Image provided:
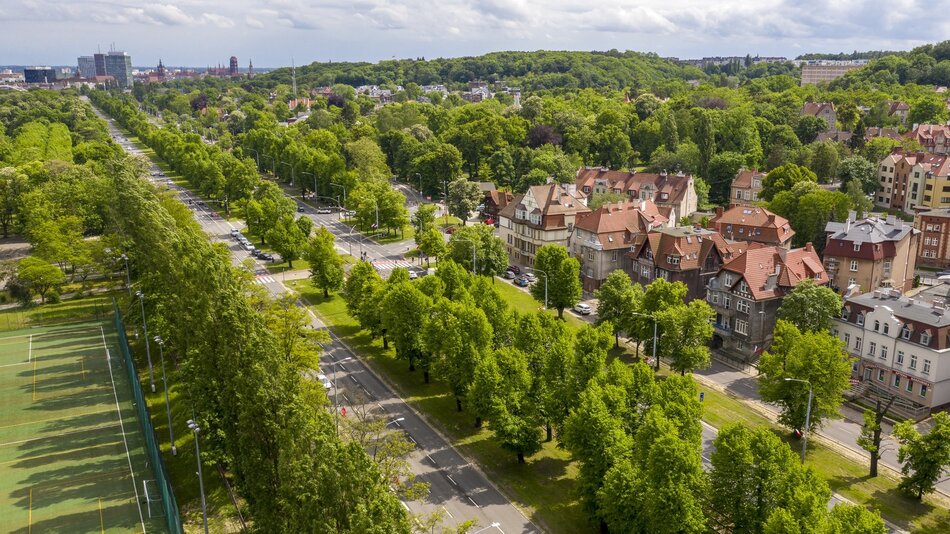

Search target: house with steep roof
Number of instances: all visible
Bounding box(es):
[801,102,837,132]
[498,182,590,267]
[570,200,670,291]
[823,212,920,294]
[575,167,697,221]
[907,124,950,155]
[626,226,741,302]
[729,168,765,207]
[707,243,827,361]
[709,205,795,248]
[887,101,910,125]
[482,190,514,221]
[834,286,950,419]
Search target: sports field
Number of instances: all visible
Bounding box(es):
[0,322,168,533]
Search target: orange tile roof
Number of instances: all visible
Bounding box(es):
[732,168,765,189]
[574,200,669,250]
[720,244,827,300]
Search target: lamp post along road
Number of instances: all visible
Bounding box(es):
[120,254,131,299]
[785,377,813,463]
[154,336,176,455]
[631,311,659,371]
[455,238,477,274]
[136,291,156,392]
[187,419,210,534]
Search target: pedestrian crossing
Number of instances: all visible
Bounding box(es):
[372,259,414,270]
[255,275,276,284]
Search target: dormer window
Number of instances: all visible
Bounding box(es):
[921,331,932,345]
[724,274,733,286]
[902,326,911,339]
[854,243,861,251]
[857,313,865,326]
[883,323,889,335]
[841,307,849,320]
[516,208,526,220]
[668,255,680,265]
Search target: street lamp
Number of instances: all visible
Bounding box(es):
[330,182,346,205]
[154,336,176,455]
[300,171,316,197]
[186,419,209,534]
[261,154,276,176]
[631,311,659,372]
[415,172,423,196]
[246,148,260,168]
[472,523,502,533]
[455,238,478,274]
[784,377,813,463]
[120,254,131,299]
[136,290,156,393]
[386,417,406,427]
[530,269,548,309]
[279,160,296,186]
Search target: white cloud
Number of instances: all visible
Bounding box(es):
[245,15,265,29]
[201,13,235,28]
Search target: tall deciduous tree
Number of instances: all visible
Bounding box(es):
[858,397,897,478]
[446,178,482,225]
[381,282,431,373]
[761,163,818,201]
[266,214,309,268]
[777,279,843,333]
[594,270,640,347]
[894,411,950,499]
[657,299,715,375]
[758,320,852,432]
[16,256,64,303]
[530,244,581,318]
[304,226,345,297]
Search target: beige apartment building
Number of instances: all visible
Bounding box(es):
[800,61,865,86]
[823,213,919,293]
[875,150,950,212]
[498,182,589,267]
[729,168,765,206]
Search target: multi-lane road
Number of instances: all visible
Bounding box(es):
[93,105,540,534]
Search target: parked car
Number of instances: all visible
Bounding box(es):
[502,270,516,279]
[574,303,592,315]
[316,373,332,390]
[316,207,334,214]
[259,252,274,261]
[506,265,521,275]
[484,218,495,225]
[514,276,530,287]
[523,272,536,282]
[229,229,240,237]
[246,246,257,255]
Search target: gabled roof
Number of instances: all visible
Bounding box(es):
[825,215,916,245]
[732,168,765,189]
[720,244,827,300]
[575,167,693,207]
[498,183,589,228]
[628,226,737,272]
[574,200,669,250]
[709,206,795,244]
[802,102,836,116]
[907,124,950,146]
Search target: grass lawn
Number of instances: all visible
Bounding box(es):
[491,277,587,329]
[0,291,115,331]
[288,279,587,533]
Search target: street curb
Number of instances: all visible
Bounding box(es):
[301,295,546,534]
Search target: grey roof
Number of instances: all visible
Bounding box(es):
[825,217,915,244]
[846,291,950,327]
[918,208,950,219]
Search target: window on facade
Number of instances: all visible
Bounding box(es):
[710,292,720,304]
[856,337,862,351]
[854,243,861,251]
[894,374,901,388]
[882,346,888,360]
[924,359,931,374]
[736,299,750,314]
[874,320,880,331]
[910,354,918,369]
[902,327,911,340]
[850,260,859,272]
[857,314,865,326]
[878,369,885,382]
[752,192,759,201]
[641,265,651,278]
[841,307,849,319]
[735,320,749,335]
[921,384,928,398]
[936,224,942,231]
[507,234,512,244]
[897,351,904,365]
[668,255,680,265]
[848,277,857,287]
[611,251,618,262]
[587,250,594,261]
[869,342,876,357]
[844,333,851,345]
[906,379,914,392]
[921,331,932,345]
[723,295,732,309]
[735,190,742,199]
[739,281,749,294]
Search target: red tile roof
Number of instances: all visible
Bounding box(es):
[732,168,765,189]
[627,227,739,272]
[720,243,827,300]
[575,167,693,209]
[574,200,669,250]
[709,206,795,246]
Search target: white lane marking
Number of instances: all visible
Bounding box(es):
[467,496,479,508]
[446,475,457,486]
[426,454,437,466]
[442,506,453,519]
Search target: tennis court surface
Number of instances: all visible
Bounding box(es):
[0,321,168,533]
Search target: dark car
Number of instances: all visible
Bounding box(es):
[514,276,530,287]
[507,265,521,275]
[297,206,306,213]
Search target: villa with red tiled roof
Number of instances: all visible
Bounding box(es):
[575,167,697,221]
[498,182,590,267]
[626,226,746,302]
[730,168,765,207]
[706,243,828,361]
[570,200,670,291]
[906,124,950,155]
[709,205,795,248]
[801,102,837,132]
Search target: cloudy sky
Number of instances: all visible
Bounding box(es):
[1,0,946,67]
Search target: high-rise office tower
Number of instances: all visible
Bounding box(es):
[77,56,96,78]
[105,50,133,88]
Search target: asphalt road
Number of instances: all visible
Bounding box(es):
[95,105,539,534]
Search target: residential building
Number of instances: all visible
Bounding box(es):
[801,102,837,132]
[906,124,950,155]
[834,287,950,419]
[887,101,910,125]
[104,51,133,88]
[498,182,590,267]
[23,67,56,84]
[823,212,919,293]
[571,200,670,291]
[729,168,765,206]
[876,150,950,212]
[915,209,950,269]
[864,127,902,141]
[626,226,738,302]
[77,56,96,79]
[575,167,698,222]
[709,205,795,248]
[708,243,827,361]
[800,60,865,86]
[483,190,514,221]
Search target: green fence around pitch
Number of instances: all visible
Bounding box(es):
[113,300,184,534]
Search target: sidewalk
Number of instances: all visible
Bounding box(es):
[693,357,950,498]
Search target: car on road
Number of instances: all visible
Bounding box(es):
[297,206,306,213]
[408,270,418,280]
[230,229,240,237]
[445,226,457,234]
[506,265,521,275]
[260,252,275,261]
[342,210,356,218]
[316,373,332,390]
[514,276,530,287]
[246,245,257,255]
[574,303,592,315]
[316,207,333,214]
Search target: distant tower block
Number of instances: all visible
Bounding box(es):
[229,56,238,76]
[248,59,254,79]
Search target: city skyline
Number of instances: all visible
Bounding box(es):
[1,0,947,67]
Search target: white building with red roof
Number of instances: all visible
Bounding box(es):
[575,167,697,221]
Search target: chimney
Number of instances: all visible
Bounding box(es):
[848,210,857,223]
[715,207,724,217]
[767,213,775,225]
[804,242,814,253]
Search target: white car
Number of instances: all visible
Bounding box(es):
[316,208,334,214]
[574,303,592,315]
[317,373,332,390]
[408,270,419,280]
